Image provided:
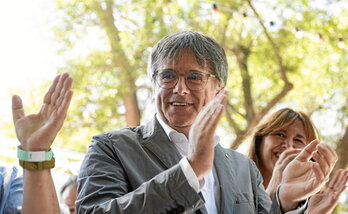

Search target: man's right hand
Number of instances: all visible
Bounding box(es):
[187,91,227,180]
[12,73,73,151]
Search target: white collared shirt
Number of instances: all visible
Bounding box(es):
[156,114,219,214]
[156,114,306,214]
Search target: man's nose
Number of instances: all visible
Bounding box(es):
[173,76,190,95]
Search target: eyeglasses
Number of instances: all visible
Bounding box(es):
[156,69,217,91]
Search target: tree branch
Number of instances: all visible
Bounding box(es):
[229,0,294,149]
[225,102,243,134]
[246,0,290,84]
[334,127,348,171]
[232,45,255,122]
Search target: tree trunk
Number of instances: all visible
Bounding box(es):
[124,91,141,127]
[228,0,294,150]
[334,127,348,171]
[95,0,141,126]
[232,45,255,122]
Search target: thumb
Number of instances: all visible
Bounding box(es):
[12,95,25,122]
[295,139,319,162]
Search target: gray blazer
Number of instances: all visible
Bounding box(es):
[76,117,283,214]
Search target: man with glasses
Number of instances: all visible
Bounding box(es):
[76,31,337,213]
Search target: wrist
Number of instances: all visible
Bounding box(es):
[21,144,50,151]
[188,159,212,181]
[17,146,55,171]
[267,177,281,199]
[17,146,54,162]
[279,185,300,212]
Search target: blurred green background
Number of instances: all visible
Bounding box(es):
[0,0,347,212]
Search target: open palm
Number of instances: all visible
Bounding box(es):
[12,73,73,151]
[279,140,337,211]
[308,169,348,214]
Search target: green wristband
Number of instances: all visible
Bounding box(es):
[17,146,54,162]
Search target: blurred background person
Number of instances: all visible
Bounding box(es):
[0,164,23,214]
[60,175,77,214]
[246,108,348,213]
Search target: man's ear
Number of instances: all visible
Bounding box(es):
[215,81,223,95]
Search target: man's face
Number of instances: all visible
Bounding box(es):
[154,51,222,135]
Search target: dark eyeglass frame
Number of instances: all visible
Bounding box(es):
[155,69,217,91]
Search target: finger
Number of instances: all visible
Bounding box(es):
[43,74,61,104]
[194,91,226,124]
[204,92,227,128]
[315,144,337,179]
[55,76,73,108]
[192,93,226,140]
[207,91,226,115]
[278,153,298,169]
[206,90,226,112]
[312,162,326,186]
[48,90,73,133]
[219,90,228,105]
[328,169,343,190]
[340,170,348,186]
[41,74,65,117]
[317,144,338,168]
[295,139,319,162]
[196,101,224,134]
[312,152,330,182]
[50,73,69,106]
[329,170,347,200]
[57,90,73,117]
[332,170,348,191]
[333,184,347,199]
[208,104,224,131]
[12,95,25,122]
[277,149,301,163]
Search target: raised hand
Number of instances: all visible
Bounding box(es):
[266,149,301,199]
[307,169,348,214]
[187,91,227,180]
[12,73,73,151]
[279,140,338,211]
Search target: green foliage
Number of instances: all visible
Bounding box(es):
[5,1,348,154]
[2,0,346,209]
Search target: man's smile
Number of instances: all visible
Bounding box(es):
[169,102,194,106]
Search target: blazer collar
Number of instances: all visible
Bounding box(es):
[141,116,182,169]
[141,116,208,214]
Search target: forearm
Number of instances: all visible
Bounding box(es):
[22,169,59,214]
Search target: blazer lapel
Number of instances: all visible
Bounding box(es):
[141,117,208,214]
[214,145,239,213]
[142,117,182,169]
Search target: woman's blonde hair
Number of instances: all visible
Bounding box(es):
[246,108,318,168]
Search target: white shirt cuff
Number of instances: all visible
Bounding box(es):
[179,157,205,193]
[276,185,308,214]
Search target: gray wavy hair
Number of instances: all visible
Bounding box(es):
[147,31,228,87]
